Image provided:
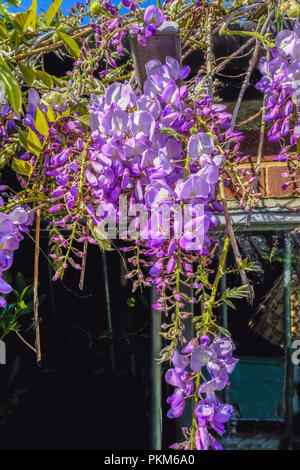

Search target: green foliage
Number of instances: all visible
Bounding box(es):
[0,272,45,341]
[34,106,49,136]
[220,285,249,309]
[0,59,22,115]
[14,0,37,31]
[26,127,42,155]
[45,0,63,26]
[11,157,33,177]
[57,31,81,59]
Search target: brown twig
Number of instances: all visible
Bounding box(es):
[12,25,93,61]
[219,10,274,303]
[246,53,270,226]
[15,330,37,354]
[206,6,214,98]
[79,235,89,291]
[236,108,262,128]
[33,209,42,365]
[220,182,254,303]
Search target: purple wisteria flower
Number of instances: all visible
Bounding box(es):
[143,5,165,38]
[0,208,31,307]
[165,335,237,450]
[256,20,300,154]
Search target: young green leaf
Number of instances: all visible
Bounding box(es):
[16,272,26,293]
[46,0,63,26]
[57,31,81,59]
[27,128,42,155]
[77,114,90,127]
[35,106,49,136]
[11,158,33,177]
[18,63,36,86]
[0,61,22,115]
[35,70,53,88]
[14,0,37,31]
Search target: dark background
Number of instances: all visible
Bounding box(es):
[2,25,299,449]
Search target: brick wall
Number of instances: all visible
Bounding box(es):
[225,131,300,200]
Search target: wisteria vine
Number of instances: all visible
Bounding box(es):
[0,0,298,451]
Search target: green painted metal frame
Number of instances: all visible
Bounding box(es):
[220,228,294,443]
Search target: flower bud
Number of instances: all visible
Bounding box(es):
[89,0,102,15]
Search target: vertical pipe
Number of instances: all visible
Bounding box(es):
[282,232,293,442]
[101,250,115,370]
[150,288,162,450]
[220,259,231,436]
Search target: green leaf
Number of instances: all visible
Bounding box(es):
[58,31,81,59]
[35,70,53,88]
[0,19,8,39]
[11,158,33,177]
[18,63,35,86]
[223,298,235,309]
[27,128,42,155]
[14,0,37,30]
[14,8,32,30]
[0,60,22,115]
[16,272,26,293]
[45,0,63,26]
[18,300,27,310]
[159,127,186,142]
[77,114,90,127]
[7,0,21,7]
[2,271,13,286]
[18,128,28,149]
[35,106,49,136]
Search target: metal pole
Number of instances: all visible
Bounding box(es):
[220,259,231,436]
[150,288,162,450]
[101,250,115,370]
[129,21,181,90]
[282,232,293,444]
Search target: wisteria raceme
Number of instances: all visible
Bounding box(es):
[256,20,300,186]
[0,198,33,307]
[0,49,242,449]
[166,335,238,450]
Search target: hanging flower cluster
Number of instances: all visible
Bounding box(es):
[0,0,270,451]
[0,202,33,307]
[166,335,238,450]
[0,53,242,449]
[256,20,300,162]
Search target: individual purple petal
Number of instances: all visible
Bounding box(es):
[211,337,234,358]
[190,345,215,373]
[165,56,190,80]
[210,436,224,450]
[144,5,164,28]
[105,83,136,110]
[188,133,215,163]
[0,235,19,251]
[130,111,155,138]
[172,349,189,369]
[180,175,209,200]
[0,213,13,238]
[0,276,13,294]
[102,108,130,135]
[165,368,185,389]
[195,426,209,450]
